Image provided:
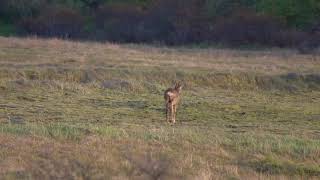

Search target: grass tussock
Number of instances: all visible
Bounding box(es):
[253,156,320,176]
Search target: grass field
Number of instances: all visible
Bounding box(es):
[0,37,320,179]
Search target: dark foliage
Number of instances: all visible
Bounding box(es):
[94,3,145,42]
[0,0,319,48]
[20,6,85,39]
[211,9,307,47]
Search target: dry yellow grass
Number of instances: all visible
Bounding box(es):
[0,37,319,74]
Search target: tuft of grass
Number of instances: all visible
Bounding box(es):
[0,123,89,140]
[228,133,320,159]
[253,156,320,176]
[0,124,31,135]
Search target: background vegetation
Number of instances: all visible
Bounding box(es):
[0,0,320,47]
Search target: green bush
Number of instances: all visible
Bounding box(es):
[0,0,47,20]
[0,0,319,46]
[205,0,259,18]
[20,6,85,38]
[0,20,17,36]
[256,0,320,28]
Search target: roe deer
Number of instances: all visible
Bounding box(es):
[164,83,183,123]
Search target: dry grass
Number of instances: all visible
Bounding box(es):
[0,37,320,179]
[0,37,319,74]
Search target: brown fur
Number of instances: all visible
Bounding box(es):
[164,83,183,123]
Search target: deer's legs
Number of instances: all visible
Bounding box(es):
[171,104,176,123]
[166,103,171,123]
[172,105,177,123]
[166,103,170,123]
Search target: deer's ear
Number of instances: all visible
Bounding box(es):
[174,82,183,90]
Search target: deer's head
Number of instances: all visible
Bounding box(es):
[174,82,183,93]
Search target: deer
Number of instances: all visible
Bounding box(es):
[164,82,183,124]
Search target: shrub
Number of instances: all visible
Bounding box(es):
[20,6,85,38]
[93,0,211,44]
[205,0,259,18]
[146,0,210,44]
[0,0,46,21]
[256,0,320,29]
[4,0,319,47]
[211,9,298,47]
[0,20,17,36]
[94,3,145,42]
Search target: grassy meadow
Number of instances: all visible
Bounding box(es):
[0,37,320,179]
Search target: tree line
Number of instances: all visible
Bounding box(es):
[0,0,319,48]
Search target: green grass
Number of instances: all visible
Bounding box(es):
[253,156,320,176]
[0,37,319,179]
[0,123,87,140]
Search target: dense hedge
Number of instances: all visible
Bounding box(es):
[0,0,319,48]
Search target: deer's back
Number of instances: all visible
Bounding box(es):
[164,88,180,104]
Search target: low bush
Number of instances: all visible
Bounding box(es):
[1,0,319,47]
[211,9,294,47]
[20,6,85,39]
